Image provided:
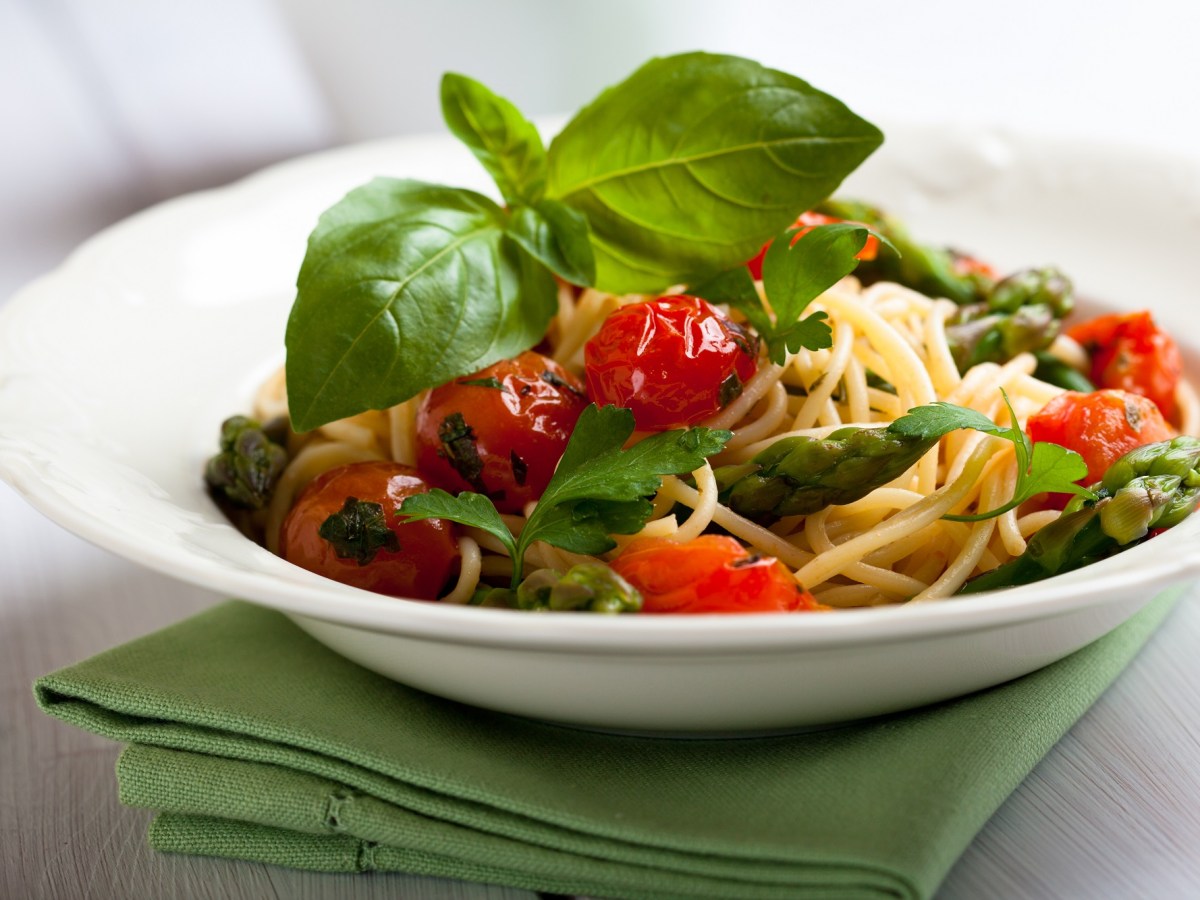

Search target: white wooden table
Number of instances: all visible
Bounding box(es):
[3,480,1200,899]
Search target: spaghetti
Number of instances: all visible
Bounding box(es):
[248,275,1190,608]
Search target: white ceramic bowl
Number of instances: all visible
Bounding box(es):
[2,124,1198,733]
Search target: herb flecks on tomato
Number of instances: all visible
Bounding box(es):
[746,210,879,281]
[584,295,759,431]
[416,351,588,513]
[1027,389,1174,487]
[1067,311,1182,422]
[280,461,459,599]
[610,535,819,613]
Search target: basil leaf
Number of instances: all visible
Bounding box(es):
[507,200,596,286]
[440,73,547,205]
[546,52,883,294]
[285,178,556,431]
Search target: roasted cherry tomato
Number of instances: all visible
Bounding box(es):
[609,535,819,614]
[280,461,459,599]
[949,250,998,281]
[416,351,588,513]
[1066,310,1182,421]
[1027,389,1174,487]
[746,210,880,280]
[584,295,758,430]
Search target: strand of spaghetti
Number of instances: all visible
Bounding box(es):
[803,508,927,596]
[1178,377,1200,435]
[812,584,887,608]
[440,536,481,604]
[795,439,996,588]
[832,487,925,517]
[702,364,786,430]
[1018,509,1062,537]
[816,288,938,491]
[843,354,871,423]
[863,522,950,567]
[253,366,289,422]
[388,396,419,466]
[1012,373,1064,407]
[994,458,1028,557]
[816,398,843,427]
[864,388,903,418]
[925,299,962,396]
[264,440,386,553]
[1048,333,1090,371]
[792,320,855,429]
[318,414,380,451]
[670,463,718,543]
[911,454,1010,601]
[632,516,679,539]
[553,289,619,366]
[722,382,789,451]
[658,478,813,568]
[548,280,577,352]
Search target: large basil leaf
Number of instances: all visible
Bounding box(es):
[440,73,547,206]
[285,178,556,431]
[507,199,595,286]
[546,52,883,294]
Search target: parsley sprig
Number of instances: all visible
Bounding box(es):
[397,405,731,587]
[889,391,1096,521]
[693,222,895,365]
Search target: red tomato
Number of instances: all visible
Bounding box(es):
[416,351,588,513]
[1027,389,1174,486]
[610,535,820,614]
[584,295,759,430]
[746,210,880,280]
[949,251,998,281]
[1066,311,1182,421]
[280,461,459,599]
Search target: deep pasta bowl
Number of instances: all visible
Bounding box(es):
[2,124,1198,732]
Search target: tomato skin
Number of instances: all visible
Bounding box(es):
[584,295,759,431]
[416,351,588,513]
[610,535,819,614]
[1066,311,1182,421]
[280,461,459,599]
[1027,389,1174,486]
[746,210,879,280]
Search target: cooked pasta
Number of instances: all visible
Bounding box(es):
[250,274,1175,608]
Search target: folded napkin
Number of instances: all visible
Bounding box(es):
[35,593,1180,900]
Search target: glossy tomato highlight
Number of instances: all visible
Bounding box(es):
[416,351,588,513]
[584,295,758,430]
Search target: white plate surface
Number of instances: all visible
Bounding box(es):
[2,124,1198,732]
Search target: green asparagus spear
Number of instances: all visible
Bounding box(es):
[818,200,1076,372]
[959,436,1200,594]
[944,267,1075,372]
[204,415,289,510]
[471,563,643,613]
[715,424,945,521]
[817,199,992,304]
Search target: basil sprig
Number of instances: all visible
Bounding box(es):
[286,53,882,432]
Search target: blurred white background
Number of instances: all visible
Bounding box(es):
[3,0,1199,301]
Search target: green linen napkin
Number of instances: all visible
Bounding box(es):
[35,593,1181,900]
